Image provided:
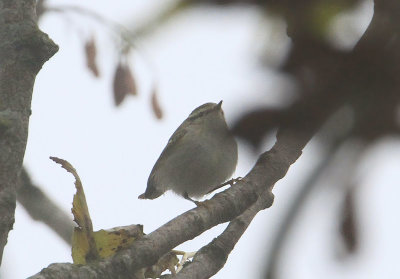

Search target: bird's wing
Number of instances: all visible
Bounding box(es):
[165,117,197,148]
[166,125,188,147]
[149,121,190,171]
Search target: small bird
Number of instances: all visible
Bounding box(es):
[138,101,238,201]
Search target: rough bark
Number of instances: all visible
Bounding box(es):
[170,187,275,279]
[0,0,58,264]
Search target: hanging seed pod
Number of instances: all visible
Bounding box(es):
[151,87,163,119]
[84,36,100,77]
[113,62,137,106]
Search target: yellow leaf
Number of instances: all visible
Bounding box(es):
[50,157,144,265]
[50,156,99,263]
[94,225,144,259]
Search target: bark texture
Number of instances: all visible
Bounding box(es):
[0,0,58,264]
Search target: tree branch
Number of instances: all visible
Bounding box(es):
[28,0,400,276]
[262,0,400,276]
[29,123,312,278]
[264,135,348,279]
[17,168,74,245]
[0,0,58,264]
[171,187,275,279]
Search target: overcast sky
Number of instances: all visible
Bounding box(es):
[4,1,400,278]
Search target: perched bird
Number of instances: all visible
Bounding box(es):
[138,101,238,201]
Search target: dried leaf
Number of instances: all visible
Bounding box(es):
[151,87,163,119]
[72,225,144,265]
[85,36,100,77]
[93,225,143,259]
[144,251,179,278]
[96,225,144,258]
[50,157,144,265]
[50,156,99,263]
[113,62,137,106]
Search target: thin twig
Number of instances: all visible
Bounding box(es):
[17,168,74,245]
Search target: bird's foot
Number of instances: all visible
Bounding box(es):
[183,192,210,207]
[206,176,243,194]
[183,192,199,206]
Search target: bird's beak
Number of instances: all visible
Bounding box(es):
[216,100,223,109]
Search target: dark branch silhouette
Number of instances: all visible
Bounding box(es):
[17,168,74,245]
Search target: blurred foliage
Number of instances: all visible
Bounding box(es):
[37,0,400,278]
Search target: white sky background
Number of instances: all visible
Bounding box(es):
[3,0,400,278]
